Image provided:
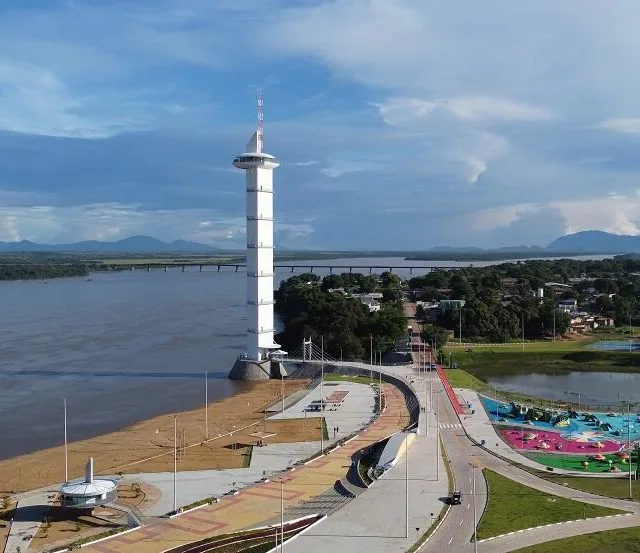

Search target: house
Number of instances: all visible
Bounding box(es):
[595,316,615,327]
[557,299,578,313]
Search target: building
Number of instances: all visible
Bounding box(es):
[60,458,117,510]
[439,299,465,310]
[557,299,578,313]
[229,95,287,381]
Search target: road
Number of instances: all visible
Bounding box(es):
[423,372,640,552]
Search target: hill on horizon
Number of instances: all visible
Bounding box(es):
[0,230,639,254]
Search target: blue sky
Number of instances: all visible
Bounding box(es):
[2,0,640,249]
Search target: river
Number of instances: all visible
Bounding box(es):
[0,254,612,459]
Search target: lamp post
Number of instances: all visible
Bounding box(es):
[205,371,209,440]
[405,431,409,539]
[280,478,285,552]
[173,415,177,512]
[281,373,285,415]
[63,397,68,483]
[472,464,478,553]
[321,336,324,454]
[436,391,440,481]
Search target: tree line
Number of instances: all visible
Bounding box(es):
[274,272,407,361]
[0,263,91,281]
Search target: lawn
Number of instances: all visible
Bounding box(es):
[527,452,637,473]
[443,348,640,381]
[511,526,640,553]
[476,469,625,540]
[323,372,380,386]
[535,472,640,502]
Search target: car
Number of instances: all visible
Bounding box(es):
[429,363,437,370]
[452,490,462,505]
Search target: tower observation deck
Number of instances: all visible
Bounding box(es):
[228,95,287,380]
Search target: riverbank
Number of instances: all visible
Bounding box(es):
[0,379,312,494]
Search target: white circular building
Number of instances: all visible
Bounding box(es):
[60,457,118,509]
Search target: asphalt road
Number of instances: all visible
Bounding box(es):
[424,376,640,553]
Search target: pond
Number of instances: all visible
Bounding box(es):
[485,371,640,409]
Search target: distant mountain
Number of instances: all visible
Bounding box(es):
[546,231,640,253]
[0,235,221,253]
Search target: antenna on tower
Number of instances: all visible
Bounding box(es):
[257,90,264,154]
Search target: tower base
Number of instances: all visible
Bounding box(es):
[228,358,289,381]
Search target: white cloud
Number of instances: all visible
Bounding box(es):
[0,202,316,247]
[320,159,380,178]
[597,118,640,135]
[467,192,640,237]
[444,96,552,122]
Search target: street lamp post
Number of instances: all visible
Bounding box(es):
[173,415,177,512]
[321,336,324,454]
[280,479,285,552]
[472,465,478,553]
[405,432,409,538]
[436,392,440,481]
[205,371,209,440]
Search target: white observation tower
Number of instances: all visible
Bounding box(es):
[229,94,287,380]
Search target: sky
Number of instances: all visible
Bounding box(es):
[2,1,640,250]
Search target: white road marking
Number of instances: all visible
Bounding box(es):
[448,537,453,545]
[467,504,470,510]
[459,519,464,526]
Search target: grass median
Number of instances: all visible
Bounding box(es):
[510,526,640,553]
[476,469,625,540]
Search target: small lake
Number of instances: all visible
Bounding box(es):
[485,371,640,409]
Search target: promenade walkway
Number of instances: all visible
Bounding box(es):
[80,383,410,553]
[292,402,448,553]
[4,488,57,553]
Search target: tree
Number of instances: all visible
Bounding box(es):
[420,324,448,348]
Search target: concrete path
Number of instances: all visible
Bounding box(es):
[125,442,324,517]
[270,380,377,442]
[292,408,448,553]
[478,514,640,552]
[3,488,57,553]
[80,383,411,553]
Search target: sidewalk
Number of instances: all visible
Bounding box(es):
[291,409,448,553]
[4,488,57,553]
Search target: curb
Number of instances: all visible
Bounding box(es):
[478,513,635,543]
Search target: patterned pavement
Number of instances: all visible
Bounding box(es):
[82,383,410,553]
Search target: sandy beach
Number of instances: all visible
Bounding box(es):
[0,379,312,494]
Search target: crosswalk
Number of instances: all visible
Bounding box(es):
[439,423,463,429]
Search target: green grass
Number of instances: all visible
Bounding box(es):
[534,472,640,502]
[527,452,637,473]
[511,527,640,553]
[476,469,625,540]
[323,372,379,386]
[443,348,640,382]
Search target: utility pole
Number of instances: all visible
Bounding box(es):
[522,313,525,350]
[553,309,556,342]
[205,371,209,440]
[63,397,68,483]
[379,352,382,414]
[280,479,285,552]
[459,309,462,346]
[405,432,409,538]
[473,465,478,553]
[370,334,373,382]
[173,415,177,512]
[629,402,633,499]
[321,336,324,454]
[436,393,440,481]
